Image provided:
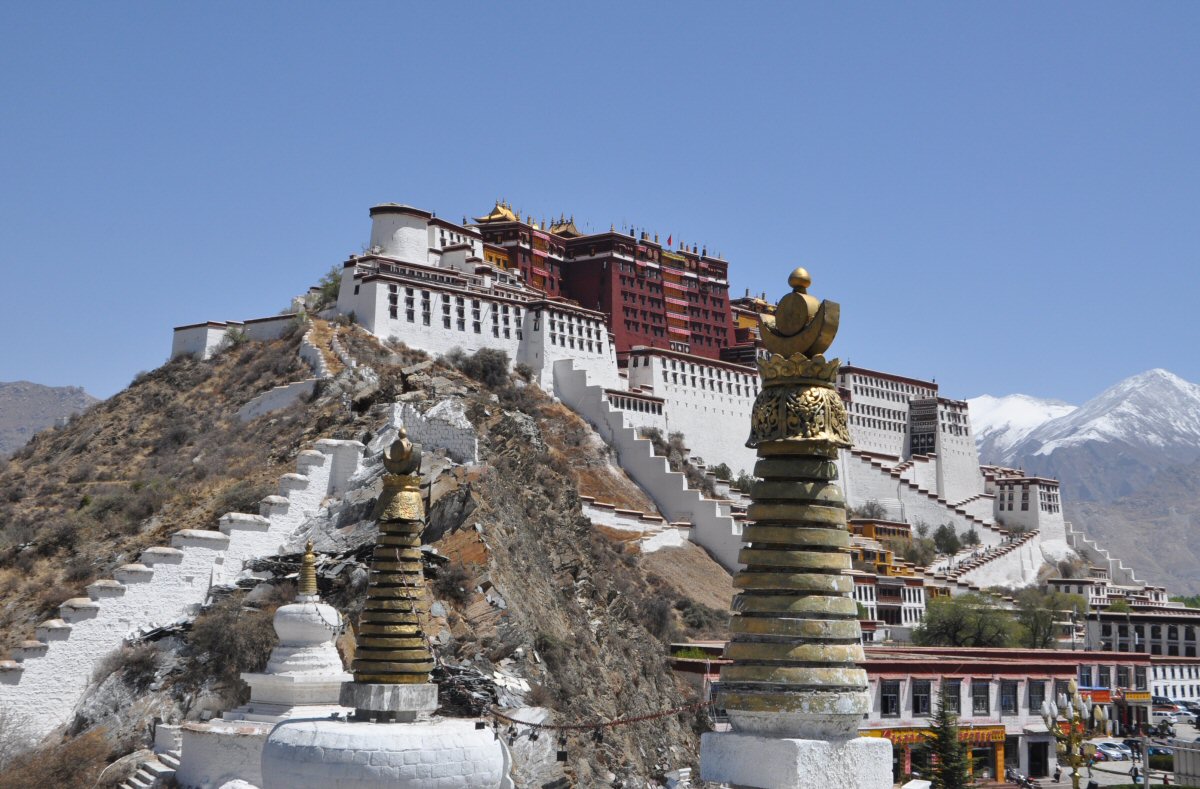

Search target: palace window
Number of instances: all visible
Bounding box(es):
[913,680,932,716]
[944,679,961,714]
[881,681,901,718]
[971,680,990,714]
[1000,681,1018,714]
[1028,680,1046,710]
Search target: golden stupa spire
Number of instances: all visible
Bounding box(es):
[298,541,318,597]
[350,429,434,685]
[718,268,867,740]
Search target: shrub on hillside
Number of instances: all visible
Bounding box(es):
[181,595,277,700]
[0,728,109,789]
[446,347,510,389]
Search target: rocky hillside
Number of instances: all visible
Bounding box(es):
[971,369,1200,593]
[0,381,97,457]
[0,322,730,786]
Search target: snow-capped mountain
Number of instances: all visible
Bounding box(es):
[968,393,1077,464]
[970,370,1200,593]
[973,369,1200,500]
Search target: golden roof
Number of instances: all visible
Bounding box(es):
[473,200,519,224]
[548,214,582,237]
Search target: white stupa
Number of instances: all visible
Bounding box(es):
[260,432,513,789]
[173,543,354,789]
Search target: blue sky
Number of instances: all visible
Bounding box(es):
[2,3,1197,403]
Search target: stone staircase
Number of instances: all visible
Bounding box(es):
[0,438,365,741]
[846,449,1006,544]
[1065,522,1144,586]
[122,749,180,789]
[236,322,336,422]
[553,359,743,571]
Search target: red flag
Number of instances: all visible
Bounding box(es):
[666,234,672,247]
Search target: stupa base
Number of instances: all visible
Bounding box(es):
[700,732,892,789]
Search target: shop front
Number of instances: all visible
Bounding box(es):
[862,724,1006,783]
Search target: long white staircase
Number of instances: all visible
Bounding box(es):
[553,359,743,571]
[1065,522,1144,586]
[0,439,365,741]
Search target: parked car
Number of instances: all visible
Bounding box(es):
[1095,743,1129,761]
[1148,746,1173,757]
[1152,695,1176,707]
[1099,738,1128,757]
[1151,709,1178,725]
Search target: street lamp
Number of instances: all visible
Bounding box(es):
[1041,679,1109,789]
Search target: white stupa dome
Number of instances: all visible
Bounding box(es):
[260,718,513,789]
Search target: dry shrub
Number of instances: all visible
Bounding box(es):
[0,728,109,789]
[181,594,277,700]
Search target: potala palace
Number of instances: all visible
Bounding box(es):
[173,201,1073,587]
[5,199,1199,788]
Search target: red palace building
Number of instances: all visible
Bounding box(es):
[473,201,735,362]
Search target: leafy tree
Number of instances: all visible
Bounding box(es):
[961,527,980,546]
[933,523,961,555]
[1014,588,1086,649]
[915,521,930,539]
[913,593,1017,648]
[1171,594,1200,609]
[885,536,938,568]
[929,686,971,789]
[710,463,732,481]
[854,499,887,519]
[733,471,755,493]
[314,265,342,309]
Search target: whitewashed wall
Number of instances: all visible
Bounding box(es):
[553,359,743,571]
[171,323,232,360]
[625,354,758,475]
[0,440,364,740]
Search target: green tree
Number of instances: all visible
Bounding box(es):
[933,523,961,555]
[961,527,980,546]
[710,463,732,481]
[314,265,341,309]
[929,686,971,789]
[913,593,1017,648]
[1014,588,1086,649]
[1171,594,1200,609]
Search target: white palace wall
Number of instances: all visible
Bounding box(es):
[625,352,759,476]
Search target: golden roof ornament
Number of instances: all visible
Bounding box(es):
[718,267,869,739]
[298,541,318,598]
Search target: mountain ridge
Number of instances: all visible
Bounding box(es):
[971,368,1200,594]
[0,380,98,457]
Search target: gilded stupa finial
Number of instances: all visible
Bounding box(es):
[759,267,840,359]
[298,540,318,598]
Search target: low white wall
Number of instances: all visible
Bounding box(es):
[242,315,299,343]
[171,324,231,360]
[554,359,742,572]
[0,440,364,740]
[176,723,268,789]
[237,379,317,422]
[397,401,479,465]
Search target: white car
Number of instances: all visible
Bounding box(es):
[1174,709,1198,724]
[1095,743,1128,761]
[1099,741,1132,758]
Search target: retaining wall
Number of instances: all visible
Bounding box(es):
[0,440,365,740]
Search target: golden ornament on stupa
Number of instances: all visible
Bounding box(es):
[350,429,434,684]
[719,267,869,739]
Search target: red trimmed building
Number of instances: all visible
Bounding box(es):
[473,202,734,361]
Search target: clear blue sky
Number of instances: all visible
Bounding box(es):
[2,3,1197,403]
